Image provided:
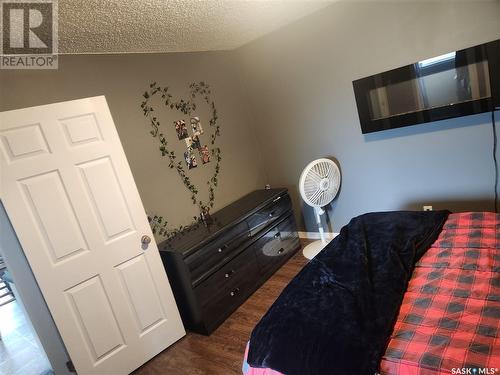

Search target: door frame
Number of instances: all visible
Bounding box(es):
[0,200,72,375]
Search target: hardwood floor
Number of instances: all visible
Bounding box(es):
[133,245,308,375]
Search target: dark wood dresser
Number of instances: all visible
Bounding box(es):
[159,188,300,335]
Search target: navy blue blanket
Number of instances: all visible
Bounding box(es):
[247,211,449,375]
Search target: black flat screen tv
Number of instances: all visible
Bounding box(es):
[352,39,500,134]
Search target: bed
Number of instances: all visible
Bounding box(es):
[242,212,499,375]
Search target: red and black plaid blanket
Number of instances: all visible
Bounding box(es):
[380,212,500,374]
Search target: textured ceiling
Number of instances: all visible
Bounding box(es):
[59,0,335,54]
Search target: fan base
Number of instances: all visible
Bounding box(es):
[302,239,331,260]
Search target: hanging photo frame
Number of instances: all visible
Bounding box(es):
[184,150,198,169]
[199,145,210,164]
[191,116,204,135]
[174,120,189,140]
[185,135,201,150]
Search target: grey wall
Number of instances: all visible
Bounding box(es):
[0,51,267,237]
[236,1,500,232]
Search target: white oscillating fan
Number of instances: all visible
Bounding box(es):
[299,158,341,259]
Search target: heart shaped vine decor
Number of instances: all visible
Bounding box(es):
[140,81,221,239]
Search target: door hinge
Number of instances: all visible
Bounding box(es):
[66,360,76,373]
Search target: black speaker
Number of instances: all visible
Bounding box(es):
[487,39,500,109]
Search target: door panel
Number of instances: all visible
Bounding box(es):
[61,113,103,146]
[19,170,89,262]
[77,156,135,241]
[0,122,51,161]
[0,96,185,374]
[66,276,125,362]
[116,254,166,334]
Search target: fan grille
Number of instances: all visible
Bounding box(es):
[300,159,340,208]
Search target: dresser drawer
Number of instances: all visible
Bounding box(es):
[253,214,300,275]
[194,246,258,308]
[194,248,258,329]
[185,221,249,285]
[246,193,292,237]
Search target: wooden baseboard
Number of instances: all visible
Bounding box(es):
[298,231,339,240]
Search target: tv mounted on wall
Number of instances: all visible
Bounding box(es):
[352,39,500,134]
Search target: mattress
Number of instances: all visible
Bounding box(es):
[242,212,499,375]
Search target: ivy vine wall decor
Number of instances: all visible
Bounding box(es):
[140,81,221,239]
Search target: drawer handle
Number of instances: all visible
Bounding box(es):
[230,287,240,297]
[224,270,235,279]
[274,232,281,239]
[278,248,285,254]
[268,212,274,218]
[272,196,282,203]
[217,245,228,253]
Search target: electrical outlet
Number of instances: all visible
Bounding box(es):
[423,205,433,211]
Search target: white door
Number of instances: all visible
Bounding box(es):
[0,96,185,374]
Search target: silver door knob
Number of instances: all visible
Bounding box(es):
[141,235,152,245]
